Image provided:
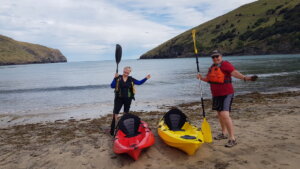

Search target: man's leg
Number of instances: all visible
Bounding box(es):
[217,111,228,135]
[219,110,235,140]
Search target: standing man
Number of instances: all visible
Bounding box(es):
[110,66,151,134]
[197,50,257,147]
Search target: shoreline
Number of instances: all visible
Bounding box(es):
[1,88,299,128]
[0,91,299,169]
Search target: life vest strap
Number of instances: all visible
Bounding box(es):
[209,79,232,84]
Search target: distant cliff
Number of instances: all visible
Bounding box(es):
[140,0,300,59]
[0,35,67,65]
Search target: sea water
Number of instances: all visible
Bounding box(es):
[0,54,299,126]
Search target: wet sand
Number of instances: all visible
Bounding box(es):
[0,91,299,169]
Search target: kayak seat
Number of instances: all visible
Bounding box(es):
[117,113,141,138]
[164,108,187,131]
[181,135,196,139]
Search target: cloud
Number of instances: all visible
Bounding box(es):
[0,0,256,61]
[112,0,257,27]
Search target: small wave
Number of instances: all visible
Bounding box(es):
[0,84,110,94]
[254,71,300,78]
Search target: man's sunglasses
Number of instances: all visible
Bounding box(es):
[211,55,219,59]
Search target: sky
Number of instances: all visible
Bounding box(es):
[0,0,256,61]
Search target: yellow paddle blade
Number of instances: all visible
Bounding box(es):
[191,29,198,54]
[201,117,213,143]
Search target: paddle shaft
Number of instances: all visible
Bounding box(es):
[196,54,200,73]
[110,44,122,136]
[196,57,206,118]
[192,30,206,118]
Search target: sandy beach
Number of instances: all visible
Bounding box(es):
[0,91,299,169]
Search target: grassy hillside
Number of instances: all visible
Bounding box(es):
[140,0,300,59]
[0,35,67,65]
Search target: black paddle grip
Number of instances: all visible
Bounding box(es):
[201,98,205,117]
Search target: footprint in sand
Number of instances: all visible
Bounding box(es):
[214,161,229,169]
[197,160,204,165]
[260,160,271,165]
[110,155,118,159]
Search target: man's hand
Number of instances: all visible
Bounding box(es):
[146,74,151,79]
[250,75,258,81]
[114,73,119,78]
[197,73,202,80]
[232,70,257,82]
[244,75,258,81]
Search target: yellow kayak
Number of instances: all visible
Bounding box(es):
[157,108,205,155]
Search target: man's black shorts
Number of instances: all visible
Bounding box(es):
[212,94,234,111]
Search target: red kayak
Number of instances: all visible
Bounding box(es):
[113,113,155,160]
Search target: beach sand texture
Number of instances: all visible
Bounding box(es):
[0,91,299,169]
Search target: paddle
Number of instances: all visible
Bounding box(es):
[115,44,122,73]
[110,44,122,136]
[192,30,213,143]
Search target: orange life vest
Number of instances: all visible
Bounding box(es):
[207,62,230,84]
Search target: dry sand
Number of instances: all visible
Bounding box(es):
[0,91,299,169]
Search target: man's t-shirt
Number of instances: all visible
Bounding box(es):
[209,61,235,97]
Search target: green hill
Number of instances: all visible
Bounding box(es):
[140,0,300,59]
[0,35,67,65]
